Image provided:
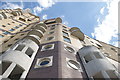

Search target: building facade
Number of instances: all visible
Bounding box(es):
[0,9,120,79]
[0,8,40,54]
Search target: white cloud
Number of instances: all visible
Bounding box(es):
[33,0,55,15]
[112,42,119,47]
[91,0,119,47]
[42,14,48,20]
[37,0,55,9]
[1,2,24,9]
[100,7,105,15]
[60,15,65,18]
[63,21,69,25]
[33,6,43,15]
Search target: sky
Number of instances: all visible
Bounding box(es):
[0,0,119,47]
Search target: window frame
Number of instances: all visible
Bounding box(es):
[41,44,55,51]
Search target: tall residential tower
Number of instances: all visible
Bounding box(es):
[1,9,120,80]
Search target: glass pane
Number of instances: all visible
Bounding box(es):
[84,54,93,63]
[63,37,71,43]
[62,31,69,37]
[15,45,25,51]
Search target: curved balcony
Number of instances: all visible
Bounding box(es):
[69,27,84,40]
[32,23,47,33]
[2,50,32,70]
[27,29,43,39]
[78,46,119,78]
[55,17,62,23]
[25,35,40,45]
[0,12,7,19]
[44,17,62,24]
[11,11,22,16]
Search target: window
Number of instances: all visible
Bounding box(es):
[63,29,68,32]
[49,31,54,34]
[34,56,53,68]
[84,54,93,63]
[62,31,69,37]
[96,43,102,48]
[41,44,54,51]
[93,52,103,59]
[67,60,80,70]
[8,23,11,25]
[19,17,26,22]
[80,40,85,44]
[0,35,4,38]
[90,41,94,43]
[64,45,75,53]
[10,36,14,38]
[8,44,12,47]
[15,38,19,41]
[87,37,90,39]
[4,40,8,43]
[111,47,117,52]
[12,22,15,23]
[63,36,71,43]
[19,24,22,27]
[50,27,55,30]
[14,26,19,29]
[15,44,25,51]
[8,65,24,79]
[9,28,15,31]
[47,36,54,41]
[3,31,10,35]
[2,25,6,27]
[104,52,109,57]
[25,47,34,57]
[63,26,67,28]
[2,61,12,75]
[20,34,24,36]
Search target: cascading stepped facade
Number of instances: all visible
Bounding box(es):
[0,9,120,80]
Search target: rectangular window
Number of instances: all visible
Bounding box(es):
[63,29,68,32]
[19,17,26,22]
[25,47,34,57]
[63,26,67,28]
[8,65,24,79]
[15,45,25,51]
[84,54,93,63]
[63,36,71,43]
[2,61,12,75]
[62,31,69,37]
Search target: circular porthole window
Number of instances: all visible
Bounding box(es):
[47,36,54,41]
[65,46,75,53]
[67,60,80,70]
[39,58,51,66]
[44,44,53,50]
